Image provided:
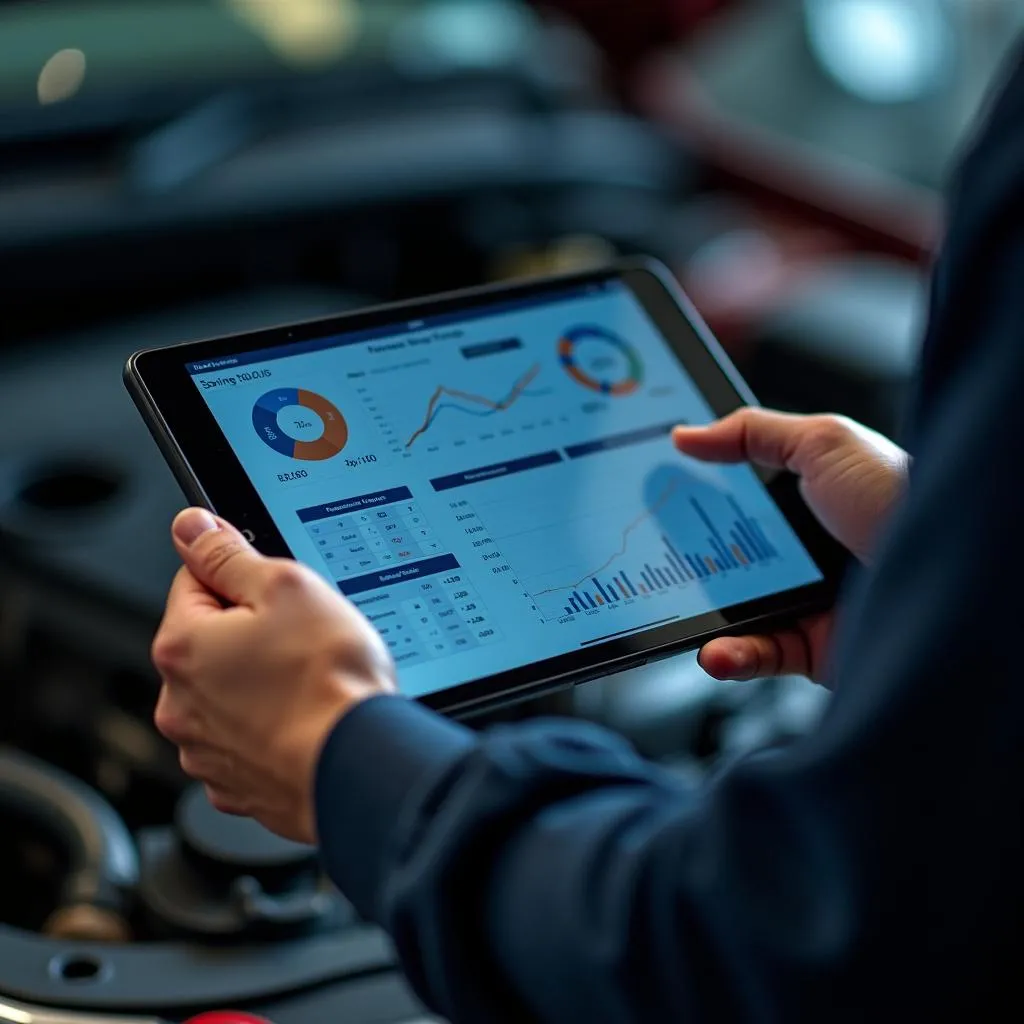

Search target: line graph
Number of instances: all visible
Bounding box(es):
[534,479,681,598]
[405,364,543,449]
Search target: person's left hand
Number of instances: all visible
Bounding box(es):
[152,508,397,844]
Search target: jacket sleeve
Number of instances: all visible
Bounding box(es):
[315,50,1024,1024]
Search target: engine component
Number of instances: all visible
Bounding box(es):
[0,288,362,625]
[0,750,137,943]
[137,786,347,940]
[0,775,388,1012]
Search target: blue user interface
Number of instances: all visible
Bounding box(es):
[188,280,823,698]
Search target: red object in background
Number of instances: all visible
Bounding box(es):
[535,0,729,71]
[637,60,940,265]
[674,202,851,350]
[183,1013,272,1024]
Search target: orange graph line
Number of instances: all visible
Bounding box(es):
[534,479,683,597]
[404,363,542,448]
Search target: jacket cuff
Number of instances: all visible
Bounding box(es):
[314,695,475,920]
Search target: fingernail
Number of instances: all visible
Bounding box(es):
[173,508,218,547]
[729,641,753,677]
[673,425,703,440]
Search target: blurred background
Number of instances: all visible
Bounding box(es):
[0,1,1020,1021]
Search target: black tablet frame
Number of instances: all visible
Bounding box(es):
[125,258,848,716]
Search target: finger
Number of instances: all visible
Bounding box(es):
[154,683,199,745]
[164,565,222,622]
[673,408,810,471]
[178,744,204,781]
[152,568,224,683]
[171,508,269,606]
[204,784,246,817]
[698,630,813,681]
[178,744,235,784]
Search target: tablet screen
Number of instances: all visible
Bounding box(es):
[186,279,823,698]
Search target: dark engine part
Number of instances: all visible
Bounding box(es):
[0,922,395,1014]
[1,90,690,346]
[137,785,348,941]
[0,750,137,943]
[0,288,362,625]
[0,778,396,1013]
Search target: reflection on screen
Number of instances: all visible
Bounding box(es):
[189,280,823,698]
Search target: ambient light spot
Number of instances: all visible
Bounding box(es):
[37,48,87,105]
[225,0,359,67]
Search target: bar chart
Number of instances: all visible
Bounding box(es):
[551,496,778,617]
[464,460,795,622]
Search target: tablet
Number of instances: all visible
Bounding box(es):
[126,259,846,715]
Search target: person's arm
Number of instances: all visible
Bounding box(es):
[314,404,911,1020]
[312,52,1024,1023]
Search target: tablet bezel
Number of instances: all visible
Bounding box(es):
[126,259,848,716]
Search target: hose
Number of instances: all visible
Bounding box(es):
[0,748,138,940]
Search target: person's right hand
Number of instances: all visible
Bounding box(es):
[152,510,396,843]
[672,409,909,683]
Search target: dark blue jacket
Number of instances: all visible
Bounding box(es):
[315,48,1024,1023]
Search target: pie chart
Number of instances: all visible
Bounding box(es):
[558,326,643,396]
[251,388,348,461]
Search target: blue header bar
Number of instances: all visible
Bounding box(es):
[186,280,619,375]
[461,337,523,360]
[339,554,461,596]
[296,487,412,523]
[430,450,562,493]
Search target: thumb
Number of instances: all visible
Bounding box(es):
[171,508,268,606]
[699,631,812,682]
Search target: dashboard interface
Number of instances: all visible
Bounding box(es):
[188,280,824,698]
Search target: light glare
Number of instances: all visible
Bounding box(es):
[37,48,87,106]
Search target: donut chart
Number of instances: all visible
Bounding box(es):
[558,326,643,396]
[251,388,348,461]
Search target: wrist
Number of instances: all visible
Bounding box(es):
[329,664,398,723]
[283,700,360,844]
[300,675,396,825]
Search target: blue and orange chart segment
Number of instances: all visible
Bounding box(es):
[252,387,349,461]
[558,326,643,396]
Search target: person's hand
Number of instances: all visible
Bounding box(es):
[152,509,396,843]
[673,409,909,683]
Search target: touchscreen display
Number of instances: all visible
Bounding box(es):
[187,279,823,698]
